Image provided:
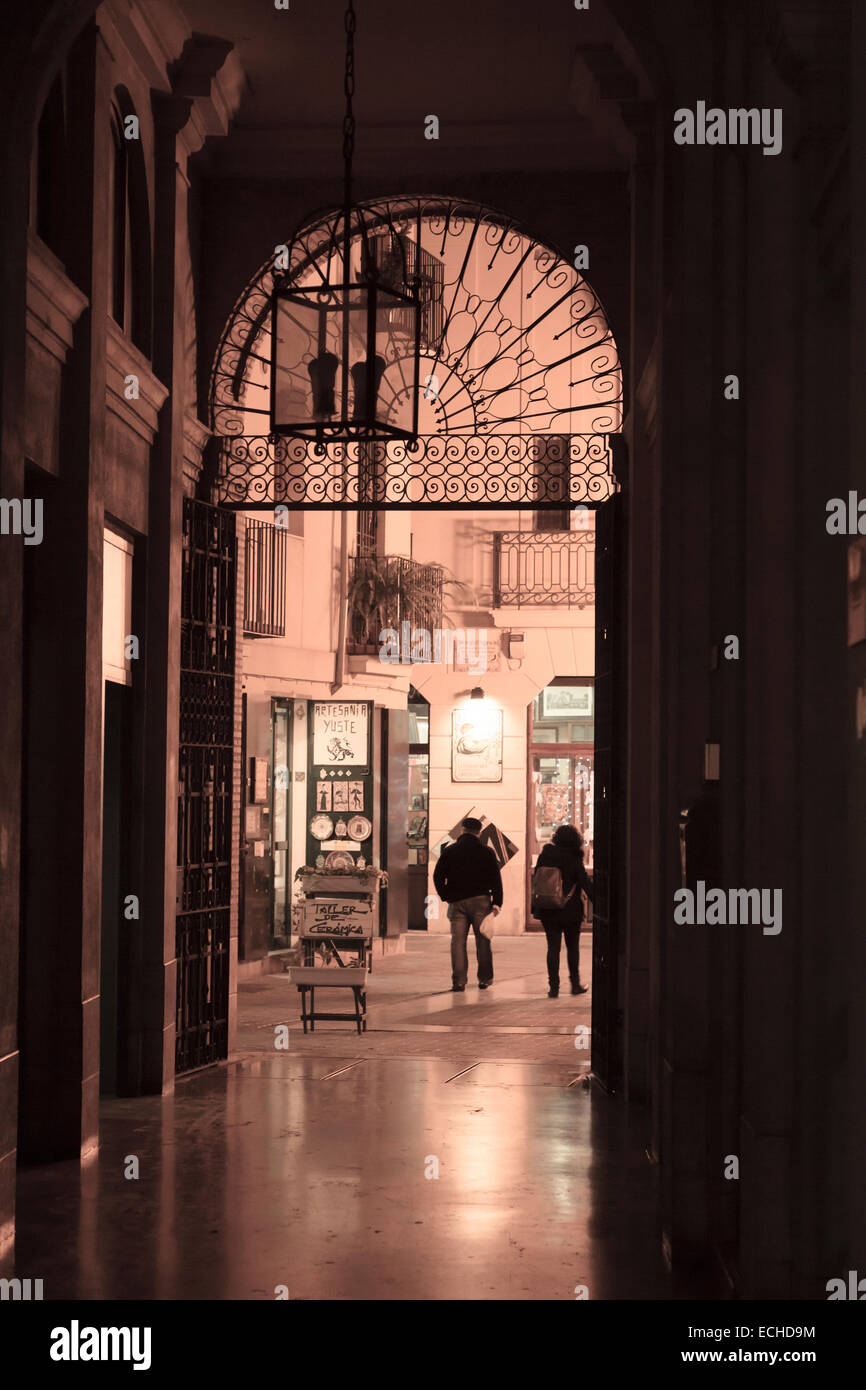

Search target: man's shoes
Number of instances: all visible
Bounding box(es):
[479,980,492,990]
[452,984,465,992]
[548,987,559,998]
[571,983,588,995]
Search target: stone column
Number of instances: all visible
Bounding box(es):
[704,10,749,1277]
[656,10,718,1264]
[844,0,866,1289]
[767,0,851,1299]
[736,6,805,1298]
[136,90,196,1094]
[17,21,111,1162]
[621,101,663,1111]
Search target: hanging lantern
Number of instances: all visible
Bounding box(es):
[271,221,422,441]
[269,3,422,443]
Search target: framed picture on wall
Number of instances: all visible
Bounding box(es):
[408,811,428,841]
[541,684,593,719]
[451,707,503,783]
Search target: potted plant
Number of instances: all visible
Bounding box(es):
[346,557,405,652]
[295,863,389,898]
[345,554,475,654]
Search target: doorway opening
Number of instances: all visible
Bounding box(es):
[100,681,132,1096]
[209,194,622,1076]
[526,678,595,932]
[407,685,430,929]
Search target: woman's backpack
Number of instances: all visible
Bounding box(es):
[531,862,576,913]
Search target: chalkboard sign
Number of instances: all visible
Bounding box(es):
[301,897,374,939]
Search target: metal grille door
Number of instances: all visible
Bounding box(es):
[176,498,236,1073]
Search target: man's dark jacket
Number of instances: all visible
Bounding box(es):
[433,833,503,907]
[533,843,593,927]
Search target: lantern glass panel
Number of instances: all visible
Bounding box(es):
[272,279,419,439]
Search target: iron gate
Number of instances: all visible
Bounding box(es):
[176,497,236,1073]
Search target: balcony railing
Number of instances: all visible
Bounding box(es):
[244,518,287,636]
[348,554,444,653]
[492,530,595,608]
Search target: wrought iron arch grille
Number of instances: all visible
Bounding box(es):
[210,197,622,509]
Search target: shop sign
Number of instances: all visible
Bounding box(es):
[451,706,503,783]
[301,897,373,938]
[312,701,372,767]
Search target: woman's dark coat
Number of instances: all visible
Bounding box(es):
[533,843,593,927]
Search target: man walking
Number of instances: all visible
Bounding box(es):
[433,817,503,991]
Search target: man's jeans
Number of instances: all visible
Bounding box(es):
[448,895,494,987]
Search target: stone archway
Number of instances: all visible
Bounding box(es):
[208,192,628,1089]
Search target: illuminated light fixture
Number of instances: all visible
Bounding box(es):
[461,688,499,743]
[270,0,422,443]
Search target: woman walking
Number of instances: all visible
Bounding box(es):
[532,824,593,998]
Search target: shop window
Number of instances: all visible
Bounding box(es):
[407,687,430,929]
[527,680,594,927]
[270,700,292,948]
[408,700,429,744]
[531,680,594,745]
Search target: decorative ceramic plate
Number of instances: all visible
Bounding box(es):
[324,851,355,871]
[310,815,334,841]
[347,814,372,842]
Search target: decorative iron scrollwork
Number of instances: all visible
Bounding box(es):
[218,432,615,509]
[209,196,622,507]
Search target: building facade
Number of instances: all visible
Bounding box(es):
[0,0,863,1300]
[236,501,598,959]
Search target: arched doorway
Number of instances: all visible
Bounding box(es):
[209,194,622,507]
[205,194,624,1082]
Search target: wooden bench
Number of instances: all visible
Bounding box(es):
[290,965,368,1035]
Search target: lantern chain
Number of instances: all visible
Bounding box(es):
[342,0,356,211]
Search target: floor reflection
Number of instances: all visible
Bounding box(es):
[5,938,693,1300]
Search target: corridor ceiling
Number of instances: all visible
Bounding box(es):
[176,0,641,176]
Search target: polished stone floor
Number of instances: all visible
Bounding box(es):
[4,935,702,1300]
